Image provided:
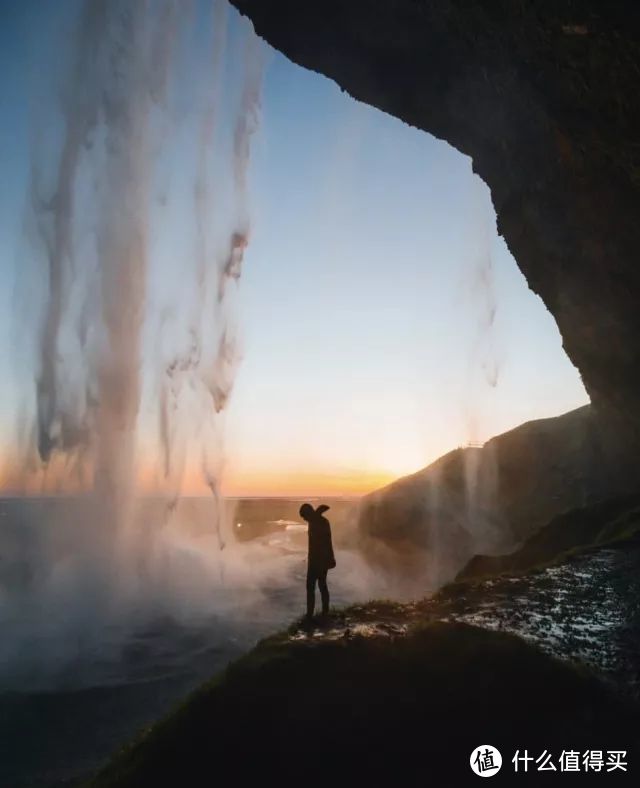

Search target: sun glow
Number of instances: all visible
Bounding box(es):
[0,450,412,498]
[221,466,402,498]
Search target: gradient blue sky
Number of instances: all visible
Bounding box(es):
[0,1,588,495]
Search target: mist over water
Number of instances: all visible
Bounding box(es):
[0,2,432,697]
[0,0,293,687]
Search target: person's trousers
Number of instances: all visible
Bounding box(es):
[306,566,329,617]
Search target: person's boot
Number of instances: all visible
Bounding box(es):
[318,603,330,626]
[305,601,315,625]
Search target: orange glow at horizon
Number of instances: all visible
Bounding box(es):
[139,460,402,497]
[0,451,405,498]
[219,467,400,498]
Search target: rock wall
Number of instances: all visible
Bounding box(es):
[231,0,640,447]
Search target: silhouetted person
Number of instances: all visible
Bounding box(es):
[299,502,336,619]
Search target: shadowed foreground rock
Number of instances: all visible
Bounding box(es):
[91,620,639,785]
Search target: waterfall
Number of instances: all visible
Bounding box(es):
[3,0,265,682]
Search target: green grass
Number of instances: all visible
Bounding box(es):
[89,616,639,786]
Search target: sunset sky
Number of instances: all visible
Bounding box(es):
[0,2,589,498]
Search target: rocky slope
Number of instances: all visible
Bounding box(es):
[457,491,640,580]
[356,405,621,582]
[91,614,639,785]
[231,0,640,462]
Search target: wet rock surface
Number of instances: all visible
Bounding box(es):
[440,545,640,695]
[292,541,640,697]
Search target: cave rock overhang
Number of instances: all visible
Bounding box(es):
[232,0,640,451]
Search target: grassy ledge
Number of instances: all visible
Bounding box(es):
[89,614,639,786]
